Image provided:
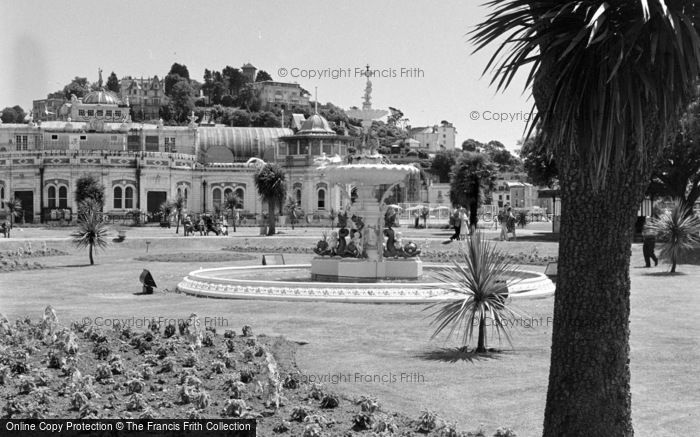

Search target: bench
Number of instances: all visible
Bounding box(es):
[544,262,558,283]
[262,254,285,266]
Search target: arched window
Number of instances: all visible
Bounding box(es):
[48,186,57,209]
[212,188,222,209]
[184,188,189,206]
[114,187,123,209]
[317,189,326,210]
[0,187,4,208]
[234,188,244,209]
[58,186,68,208]
[177,187,182,197]
[224,188,233,198]
[125,187,134,209]
[295,189,302,206]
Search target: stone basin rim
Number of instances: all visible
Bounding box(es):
[179,264,555,301]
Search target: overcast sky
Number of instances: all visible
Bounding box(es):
[1,0,534,150]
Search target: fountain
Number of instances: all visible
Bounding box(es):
[177,75,556,301]
[311,71,422,281]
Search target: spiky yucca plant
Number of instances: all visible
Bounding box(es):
[427,233,520,353]
[70,199,109,265]
[647,202,700,273]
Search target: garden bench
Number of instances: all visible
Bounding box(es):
[262,254,285,266]
[545,262,558,283]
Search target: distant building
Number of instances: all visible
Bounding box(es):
[32,98,65,122]
[118,76,164,120]
[252,80,310,112]
[492,180,539,209]
[241,63,257,83]
[410,122,456,151]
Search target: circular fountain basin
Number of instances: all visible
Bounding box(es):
[177,264,555,303]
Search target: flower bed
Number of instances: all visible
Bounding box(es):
[0,308,517,436]
[223,241,557,266]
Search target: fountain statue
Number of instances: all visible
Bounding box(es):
[312,72,422,281]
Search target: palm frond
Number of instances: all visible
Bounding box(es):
[646,201,700,269]
[425,233,524,350]
[471,0,700,190]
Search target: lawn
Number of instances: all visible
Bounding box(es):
[0,225,698,435]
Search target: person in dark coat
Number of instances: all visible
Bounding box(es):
[642,217,658,267]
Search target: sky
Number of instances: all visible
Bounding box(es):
[0,0,534,150]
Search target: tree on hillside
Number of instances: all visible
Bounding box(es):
[449,152,497,230]
[222,108,252,127]
[472,2,700,435]
[169,79,196,123]
[430,150,461,183]
[169,63,190,80]
[253,163,286,236]
[461,138,482,152]
[106,72,120,93]
[1,106,27,124]
[250,111,280,128]
[75,175,105,211]
[255,70,273,82]
[234,84,261,112]
[222,66,247,96]
[63,77,91,99]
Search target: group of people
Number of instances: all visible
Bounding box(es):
[182,213,239,237]
[448,205,517,242]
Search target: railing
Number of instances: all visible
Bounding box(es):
[0,149,197,161]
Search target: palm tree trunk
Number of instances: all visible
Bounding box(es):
[671,259,677,273]
[89,244,94,265]
[267,202,276,236]
[543,154,648,437]
[476,317,486,353]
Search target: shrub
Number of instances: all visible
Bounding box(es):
[416,410,439,432]
[291,405,311,422]
[223,399,247,417]
[320,393,339,409]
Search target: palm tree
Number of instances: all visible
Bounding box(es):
[253,163,287,236]
[4,197,22,228]
[472,2,700,435]
[170,194,186,234]
[223,192,243,224]
[427,232,520,353]
[159,201,173,228]
[449,152,496,231]
[646,202,700,273]
[284,196,301,230]
[71,200,109,265]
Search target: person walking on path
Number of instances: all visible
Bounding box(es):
[449,208,461,241]
[505,207,516,241]
[459,207,469,240]
[642,217,658,267]
[499,206,508,241]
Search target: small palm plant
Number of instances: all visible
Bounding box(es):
[159,201,173,226]
[71,199,109,265]
[426,232,521,353]
[4,197,22,228]
[170,194,186,234]
[253,163,287,236]
[224,193,243,225]
[646,202,700,273]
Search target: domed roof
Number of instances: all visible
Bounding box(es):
[83,89,121,105]
[297,114,335,135]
